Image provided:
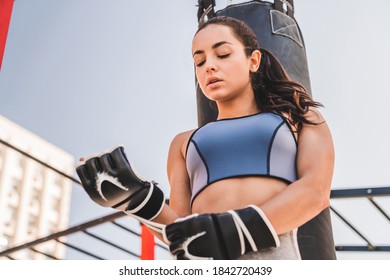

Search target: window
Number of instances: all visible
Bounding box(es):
[4,205,17,229]
[55,174,62,186]
[51,195,61,213]
[30,187,41,206]
[11,178,22,196]
[27,214,38,236]
[32,165,43,185]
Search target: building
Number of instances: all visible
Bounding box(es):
[0,115,74,260]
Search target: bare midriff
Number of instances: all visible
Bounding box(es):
[191,176,288,214]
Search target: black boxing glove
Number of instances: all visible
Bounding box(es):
[76,146,165,232]
[163,205,280,260]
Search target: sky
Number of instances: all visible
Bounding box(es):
[1,0,390,260]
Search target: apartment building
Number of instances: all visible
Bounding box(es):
[0,115,74,259]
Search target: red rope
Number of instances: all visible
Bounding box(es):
[0,0,14,70]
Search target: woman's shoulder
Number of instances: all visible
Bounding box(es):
[172,129,196,144]
[303,107,326,124]
[170,129,197,157]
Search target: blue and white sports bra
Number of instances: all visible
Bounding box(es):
[185,112,298,205]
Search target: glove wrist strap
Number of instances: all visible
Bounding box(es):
[234,205,280,252]
[124,182,165,226]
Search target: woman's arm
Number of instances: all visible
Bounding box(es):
[166,130,193,217]
[146,130,193,241]
[260,108,335,234]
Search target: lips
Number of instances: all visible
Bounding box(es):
[206,77,223,87]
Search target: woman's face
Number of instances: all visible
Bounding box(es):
[192,24,259,103]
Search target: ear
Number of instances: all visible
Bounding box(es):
[249,50,261,73]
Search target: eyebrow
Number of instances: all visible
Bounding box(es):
[192,41,232,57]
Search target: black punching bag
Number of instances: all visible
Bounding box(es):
[196,0,336,260]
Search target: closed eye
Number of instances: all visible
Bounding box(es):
[195,60,205,67]
[195,54,230,67]
[218,54,230,59]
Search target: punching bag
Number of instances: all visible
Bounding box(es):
[196,0,336,260]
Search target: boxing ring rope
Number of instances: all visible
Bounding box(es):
[0,139,81,185]
[0,138,389,259]
[0,139,168,260]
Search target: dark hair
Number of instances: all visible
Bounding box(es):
[196,16,322,131]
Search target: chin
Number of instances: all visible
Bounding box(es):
[204,91,229,102]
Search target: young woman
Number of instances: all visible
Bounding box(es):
[77,16,334,260]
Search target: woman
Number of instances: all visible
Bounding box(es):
[76,16,334,260]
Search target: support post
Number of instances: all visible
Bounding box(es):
[140,224,155,260]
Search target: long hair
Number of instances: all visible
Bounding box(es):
[196,16,322,131]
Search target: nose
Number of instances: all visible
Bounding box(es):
[206,65,215,72]
[204,59,217,73]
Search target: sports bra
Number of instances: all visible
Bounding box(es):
[185,112,298,206]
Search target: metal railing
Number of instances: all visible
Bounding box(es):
[330,186,390,252]
[0,210,169,260]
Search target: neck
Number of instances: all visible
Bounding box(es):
[216,93,259,120]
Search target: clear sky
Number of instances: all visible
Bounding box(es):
[1,0,389,259]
